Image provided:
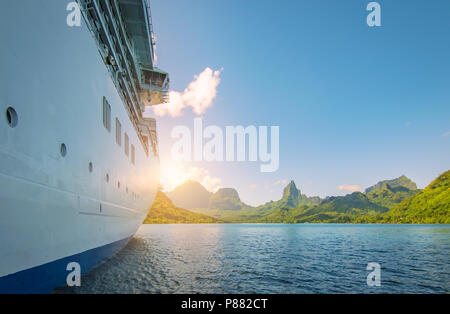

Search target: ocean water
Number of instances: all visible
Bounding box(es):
[56,224,450,294]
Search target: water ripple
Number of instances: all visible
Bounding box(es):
[56,224,450,294]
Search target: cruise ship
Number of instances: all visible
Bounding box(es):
[0,0,168,293]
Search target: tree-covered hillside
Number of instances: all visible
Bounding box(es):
[208,188,249,210]
[162,171,449,224]
[365,175,420,209]
[258,192,389,223]
[368,170,450,224]
[144,191,220,224]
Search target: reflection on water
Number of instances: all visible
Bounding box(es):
[57,224,450,294]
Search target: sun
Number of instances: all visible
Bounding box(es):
[160,162,187,192]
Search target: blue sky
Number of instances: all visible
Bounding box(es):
[149,0,450,205]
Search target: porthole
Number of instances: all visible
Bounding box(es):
[6,107,18,128]
[88,162,93,173]
[60,143,67,157]
[106,174,109,182]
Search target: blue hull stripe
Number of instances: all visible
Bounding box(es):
[0,236,132,294]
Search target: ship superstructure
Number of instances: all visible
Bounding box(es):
[79,0,169,157]
[0,0,168,293]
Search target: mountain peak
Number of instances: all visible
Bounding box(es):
[167,180,212,209]
[281,180,303,208]
[209,187,247,210]
[283,181,299,199]
[365,175,417,193]
[180,180,204,188]
[214,188,241,201]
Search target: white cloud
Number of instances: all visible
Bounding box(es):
[442,131,450,137]
[153,91,185,117]
[338,184,362,193]
[273,179,288,186]
[153,67,222,117]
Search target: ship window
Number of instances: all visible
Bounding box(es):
[60,143,67,157]
[102,97,111,132]
[89,162,93,173]
[6,107,18,128]
[131,144,135,165]
[118,181,121,189]
[106,173,109,182]
[115,118,121,146]
[124,133,129,156]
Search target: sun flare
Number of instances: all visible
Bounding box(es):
[160,162,187,192]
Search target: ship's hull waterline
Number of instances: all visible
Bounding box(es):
[0,0,161,293]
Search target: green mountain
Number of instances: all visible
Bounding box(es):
[365,175,417,193]
[282,181,301,207]
[257,176,422,223]
[281,180,322,207]
[294,192,389,223]
[259,192,389,223]
[377,170,450,224]
[257,206,310,223]
[365,175,420,209]
[144,191,220,224]
[208,188,248,210]
[167,180,212,209]
[164,172,448,224]
[309,192,388,214]
[188,181,322,222]
[261,172,449,224]
[253,181,321,217]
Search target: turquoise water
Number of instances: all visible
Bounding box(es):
[57,224,450,294]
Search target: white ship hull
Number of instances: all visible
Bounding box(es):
[0,0,161,293]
